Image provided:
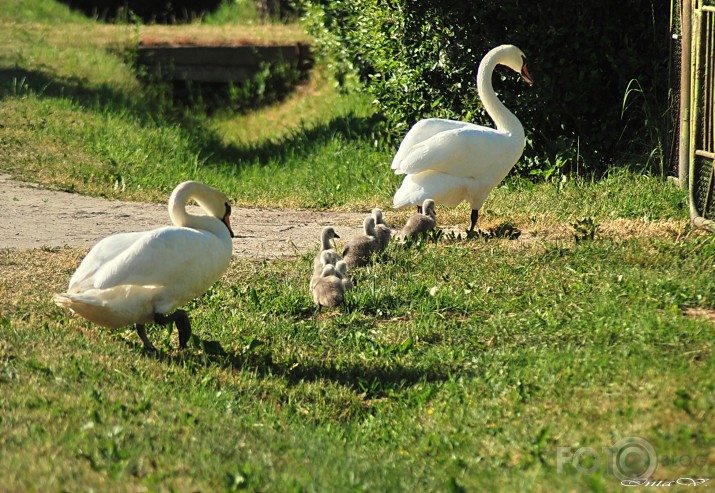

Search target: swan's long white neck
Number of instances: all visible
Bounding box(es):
[477,49,524,139]
[168,182,226,237]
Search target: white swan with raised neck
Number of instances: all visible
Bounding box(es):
[391,44,533,233]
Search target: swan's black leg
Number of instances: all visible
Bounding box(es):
[416,205,423,214]
[469,209,480,233]
[154,310,192,349]
[135,324,156,351]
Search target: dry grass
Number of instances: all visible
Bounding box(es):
[0,21,310,51]
[386,200,691,247]
[0,214,687,322]
[139,24,311,47]
[0,21,132,48]
[683,306,715,324]
[0,247,81,316]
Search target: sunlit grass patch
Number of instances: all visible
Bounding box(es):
[2,229,714,491]
[138,23,311,47]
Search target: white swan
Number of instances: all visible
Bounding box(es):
[53,181,235,351]
[391,44,533,233]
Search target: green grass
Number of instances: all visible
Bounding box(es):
[2,233,714,491]
[0,0,90,23]
[0,8,384,209]
[201,0,261,25]
[1,2,713,492]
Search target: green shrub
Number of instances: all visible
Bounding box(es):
[301,0,670,173]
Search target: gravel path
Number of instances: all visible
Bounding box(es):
[0,175,367,259]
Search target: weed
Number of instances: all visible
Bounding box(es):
[571,216,601,242]
[621,78,667,175]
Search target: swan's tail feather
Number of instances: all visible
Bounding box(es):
[393,183,424,209]
[53,292,120,329]
[54,292,98,322]
[53,287,157,329]
[53,292,74,311]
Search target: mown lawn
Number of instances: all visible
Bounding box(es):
[0,2,713,492]
[2,227,714,492]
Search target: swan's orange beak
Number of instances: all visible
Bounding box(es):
[222,203,235,238]
[521,64,534,85]
[223,213,235,238]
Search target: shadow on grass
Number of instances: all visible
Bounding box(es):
[136,333,451,398]
[0,67,135,109]
[186,106,383,167]
[0,66,382,171]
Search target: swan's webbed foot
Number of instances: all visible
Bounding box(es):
[464,209,490,239]
[135,324,156,352]
[465,229,487,240]
[154,310,192,349]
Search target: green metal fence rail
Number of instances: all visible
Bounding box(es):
[678,0,715,230]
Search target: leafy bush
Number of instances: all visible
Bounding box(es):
[301,0,670,173]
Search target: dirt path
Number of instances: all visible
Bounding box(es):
[0,175,366,259]
[1,174,691,260]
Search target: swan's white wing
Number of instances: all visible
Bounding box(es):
[69,231,148,291]
[393,126,521,178]
[391,119,475,172]
[393,171,473,208]
[91,226,222,290]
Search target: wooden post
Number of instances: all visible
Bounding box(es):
[679,0,692,190]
